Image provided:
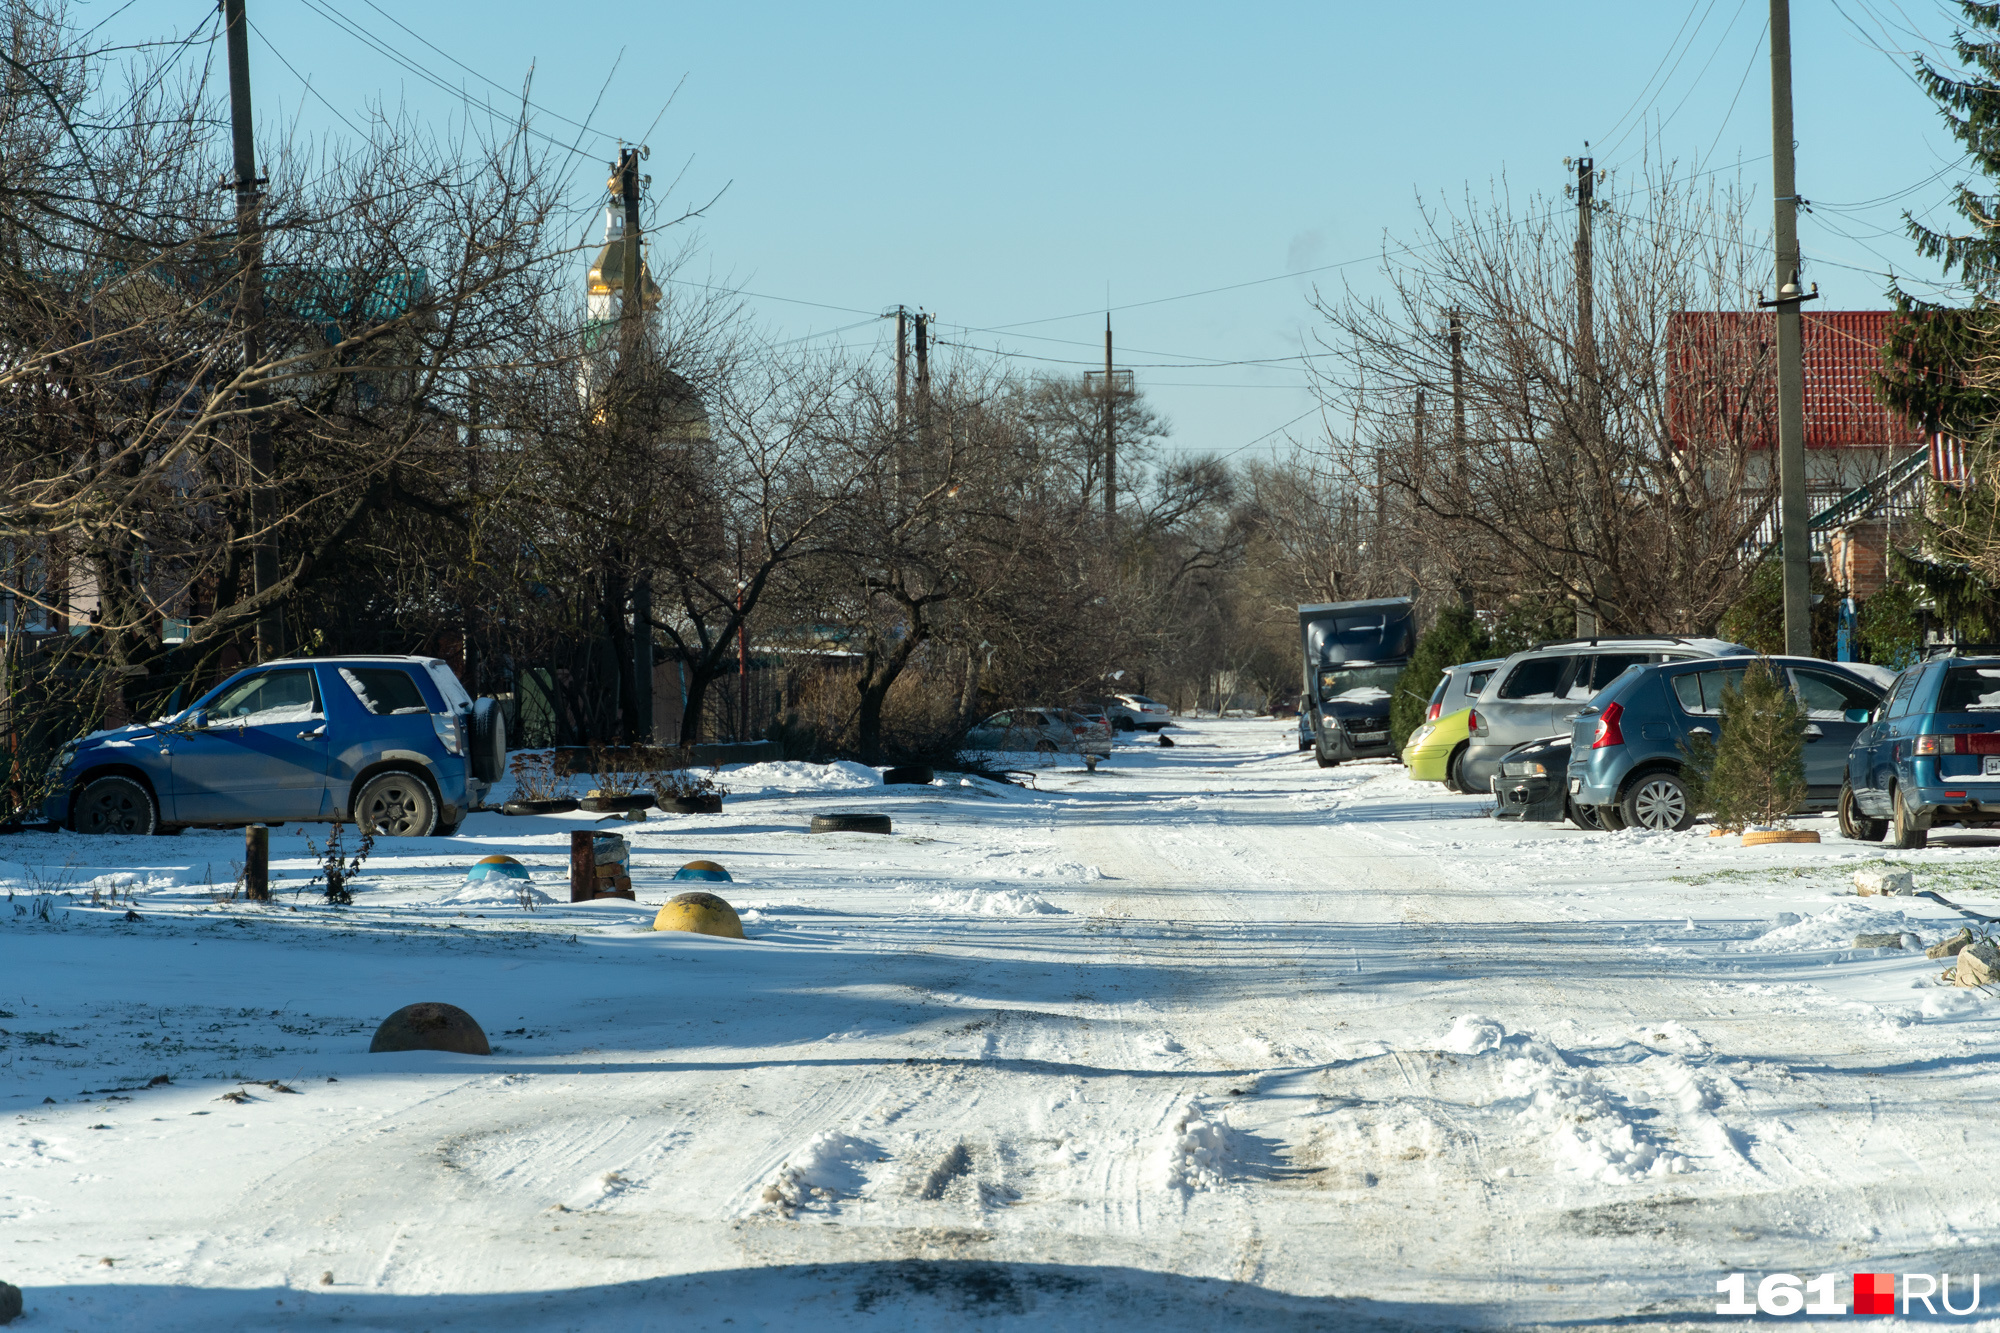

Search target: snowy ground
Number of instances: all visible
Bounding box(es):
[4,718,2000,1330]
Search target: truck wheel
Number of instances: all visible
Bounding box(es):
[354,771,438,837]
[1838,780,1887,842]
[72,776,158,835]
[1889,783,1928,849]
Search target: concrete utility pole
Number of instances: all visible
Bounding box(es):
[223,0,281,661]
[1574,151,1600,638]
[1768,0,1816,656]
[1104,316,1116,523]
[914,311,931,453]
[1447,311,1466,483]
[613,145,653,739]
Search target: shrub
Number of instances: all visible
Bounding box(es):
[1705,657,1807,832]
[1389,604,1490,750]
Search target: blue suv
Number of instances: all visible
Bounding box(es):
[49,656,505,837]
[1841,653,2000,848]
[1566,655,1890,831]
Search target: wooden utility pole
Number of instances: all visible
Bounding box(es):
[894,306,909,429]
[1447,311,1466,481]
[1574,151,1600,638]
[1768,0,1815,655]
[913,311,931,458]
[1104,316,1116,522]
[613,146,653,739]
[223,0,282,661]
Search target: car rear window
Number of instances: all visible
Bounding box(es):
[1937,665,2000,712]
[1672,668,1747,716]
[340,667,431,716]
[1466,669,1495,695]
[1498,656,1567,700]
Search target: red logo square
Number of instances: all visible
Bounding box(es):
[1854,1273,1895,1315]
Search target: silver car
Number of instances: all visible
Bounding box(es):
[963,708,1113,759]
[1460,636,1749,793]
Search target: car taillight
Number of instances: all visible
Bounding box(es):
[1467,709,1481,735]
[1426,700,1442,722]
[1591,701,1624,749]
[1915,733,2000,755]
[433,711,465,756]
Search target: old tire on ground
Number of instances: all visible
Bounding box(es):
[658,794,723,815]
[72,776,157,836]
[503,798,579,816]
[470,698,507,783]
[1890,782,1929,849]
[354,770,438,837]
[883,764,934,785]
[368,1001,489,1055]
[1620,770,1695,832]
[1565,798,1602,831]
[1443,744,1469,795]
[579,794,653,814]
[1839,780,1887,843]
[812,812,892,835]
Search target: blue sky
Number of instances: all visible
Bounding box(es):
[95,1,1969,464]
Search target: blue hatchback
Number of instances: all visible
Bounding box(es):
[1566,655,1891,831]
[49,656,505,837]
[1840,653,2000,848]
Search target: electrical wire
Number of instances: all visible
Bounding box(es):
[1599,0,1716,152]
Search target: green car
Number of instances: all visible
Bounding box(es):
[1400,658,1502,792]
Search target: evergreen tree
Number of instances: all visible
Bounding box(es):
[1877,6,2000,595]
[1706,658,1807,832]
[1389,604,1490,749]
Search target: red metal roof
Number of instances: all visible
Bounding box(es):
[1666,310,1925,449]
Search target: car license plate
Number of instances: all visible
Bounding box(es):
[1985,756,2000,776]
[1570,778,1582,794]
[1353,731,1386,743]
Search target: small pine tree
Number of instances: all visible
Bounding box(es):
[1706,658,1807,832]
[1389,603,1490,750]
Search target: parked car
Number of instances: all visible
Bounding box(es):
[1106,693,1172,732]
[1401,658,1503,790]
[50,656,506,837]
[1462,636,1750,794]
[963,708,1112,758]
[1058,708,1114,751]
[1491,734,1599,827]
[1566,655,1889,831]
[1842,652,2000,847]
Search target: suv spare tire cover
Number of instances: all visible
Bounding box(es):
[471,698,506,783]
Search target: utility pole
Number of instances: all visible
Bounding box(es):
[613,145,653,740]
[1447,311,1466,483]
[894,306,909,430]
[913,310,931,455]
[1104,316,1116,523]
[223,0,281,661]
[1573,150,1600,638]
[1768,0,1816,656]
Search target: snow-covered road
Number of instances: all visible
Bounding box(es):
[5,718,1999,1329]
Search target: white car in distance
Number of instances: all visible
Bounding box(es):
[1107,693,1172,732]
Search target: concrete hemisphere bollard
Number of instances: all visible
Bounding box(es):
[369,1002,491,1055]
[465,854,532,885]
[674,860,732,883]
[653,891,745,939]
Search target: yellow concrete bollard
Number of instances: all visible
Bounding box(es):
[652,891,745,939]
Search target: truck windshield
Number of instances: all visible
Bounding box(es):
[1318,665,1402,701]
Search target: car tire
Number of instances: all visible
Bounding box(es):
[1115,718,1135,733]
[72,776,158,835]
[470,698,507,783]
[354,771,438,837]
[1620,770,1695,832]
[1890,782,1929,849]
[1593,801,1627,831]
[1444,744,1469,794]
[434,818,464,837]
[1838,780,1887,843]
[1564,798,1601,831]
[1315,746,1338,768]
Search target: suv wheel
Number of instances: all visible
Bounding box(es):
[1838,780,1887,842]
[354,771,438,837]
[1620,771,1694,831]
[73,776,158,835]
[1890,782,1929,849]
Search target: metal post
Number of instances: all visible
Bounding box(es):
[1574,152,1599,638]
[244,823,269,901]
[1770,0,1812,655]
[223,0,282,661]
